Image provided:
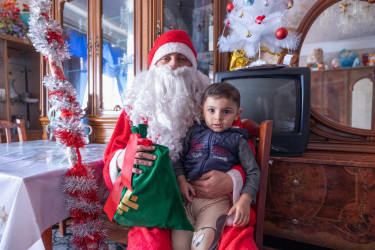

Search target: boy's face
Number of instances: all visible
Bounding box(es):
[202,96,242,133]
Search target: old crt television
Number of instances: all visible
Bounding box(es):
[215,66,311,156]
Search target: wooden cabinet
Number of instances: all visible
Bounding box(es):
[265,152,375,250]
[0,34,42,141]
[265,65,375,248]
[265,0,375,248]
[40,0,229,143]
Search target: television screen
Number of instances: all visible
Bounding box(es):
[215,66,311,156]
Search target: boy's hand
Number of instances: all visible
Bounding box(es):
[228,193,252,227]
[177,175,196,203]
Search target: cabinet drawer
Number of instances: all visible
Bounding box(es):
[265,161,375,249]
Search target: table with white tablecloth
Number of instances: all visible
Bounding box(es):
[0,140,106,250]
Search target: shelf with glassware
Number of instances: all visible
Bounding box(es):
[0,34,42,141]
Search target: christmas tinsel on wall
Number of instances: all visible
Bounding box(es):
[218,0,301,66]
[27,0,108,249]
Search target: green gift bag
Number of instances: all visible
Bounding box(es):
[105,124,193,231]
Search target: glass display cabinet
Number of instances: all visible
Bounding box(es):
[40,0,229,142]
[56,0,134,116]
[155,0,229,81]
[0,34,42,141]
[160,0,215,80]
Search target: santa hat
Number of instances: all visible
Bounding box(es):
[148,30,197,69]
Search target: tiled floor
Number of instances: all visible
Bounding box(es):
[52,223,332,250]
[52,225,127,250]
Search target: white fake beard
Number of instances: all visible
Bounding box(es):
[123,65,210,160]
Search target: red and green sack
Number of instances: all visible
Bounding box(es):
[104,124,193,231]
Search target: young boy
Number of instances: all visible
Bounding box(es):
[171,82,260,250]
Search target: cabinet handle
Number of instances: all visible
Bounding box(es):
[95,35,99,55]
[99,100,103,111]
[88,37,92,56]
[292,218,299,225]
[113,105,122,111]
[292,179,300,186]
[157,20,161,38]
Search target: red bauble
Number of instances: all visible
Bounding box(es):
[226,20,231,26]
[226,2,235,12]
[275,27,288,40]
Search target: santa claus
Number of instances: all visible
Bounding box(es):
[103,30,257,250]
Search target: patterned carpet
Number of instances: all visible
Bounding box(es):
[52,225,127,250]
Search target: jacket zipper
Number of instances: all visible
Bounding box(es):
[199,131,213,177]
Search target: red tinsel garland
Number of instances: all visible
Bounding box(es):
[54,130,86,148]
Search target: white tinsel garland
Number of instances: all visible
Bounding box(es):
[28,0,70,62]
[27,0,108,248]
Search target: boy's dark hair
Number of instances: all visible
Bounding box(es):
[202,82,241,107]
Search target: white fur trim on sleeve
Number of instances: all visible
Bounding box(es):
[150,42,197,69]
[226,169,244,226]
[109,149,125,185]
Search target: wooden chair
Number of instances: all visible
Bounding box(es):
[242,119,273,249]
[0,119,27,143]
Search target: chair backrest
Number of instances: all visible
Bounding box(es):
[242,119,273,249]
[0,119,27,143]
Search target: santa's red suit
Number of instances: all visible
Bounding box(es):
[103,30,258,250]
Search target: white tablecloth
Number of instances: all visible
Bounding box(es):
[0,140,106,250]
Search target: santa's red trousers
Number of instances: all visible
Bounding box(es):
[127,207,257,250]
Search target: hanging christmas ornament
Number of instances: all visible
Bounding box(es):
[225,20,231,26]
[226,2,235,12]
[264,0,270,6]
[246,30,252,37]
[275,27,288,40]
[255,15,266,24]
[243,0,255,5]
[287,0,294,9]
[197,24,201,32]
[239,11,244,18]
